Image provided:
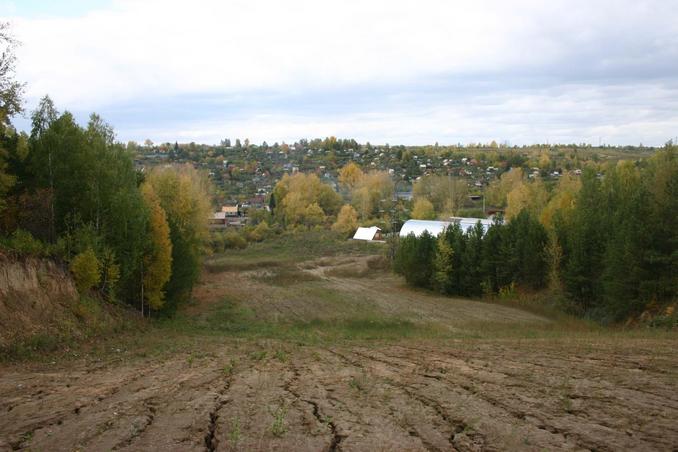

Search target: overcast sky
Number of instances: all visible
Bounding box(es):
[2,0,678,145]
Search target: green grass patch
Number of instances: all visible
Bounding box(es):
[253,267,322,286]
[205,230,385,273]
[157,295,437,344]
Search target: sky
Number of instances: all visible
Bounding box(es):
[2,0,678,146]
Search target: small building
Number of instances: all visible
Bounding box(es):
[399,220,450,238]
[353,226,383,241]
[399,218,496,238]
[221,205,240,217]
[210,211,227,225]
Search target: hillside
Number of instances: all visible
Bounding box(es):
[1,240,676,451]
[0,253,138,359]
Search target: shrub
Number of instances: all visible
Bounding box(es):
[247,221,272,242]
[223,231,247,249]
[1,229,48,256]
[69,248,101,293]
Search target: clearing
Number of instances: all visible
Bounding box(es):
[1,235,677,451]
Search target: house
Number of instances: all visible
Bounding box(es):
[221,205,240,217]
[353,226,383,242]
[210,211,227,225]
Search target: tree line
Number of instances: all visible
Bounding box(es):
[395,146,677,322]
[0,95,209,316]
[0,25,211,316]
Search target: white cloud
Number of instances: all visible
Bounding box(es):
[117,82,678,146]
[5,0,678,144]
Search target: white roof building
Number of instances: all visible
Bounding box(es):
[399,220,451,238]
[353,226,382,241]
[399,218,496,238]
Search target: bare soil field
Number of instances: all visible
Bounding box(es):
[1,247,677,451]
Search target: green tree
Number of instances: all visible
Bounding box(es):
[461,222,485,296]
[0,23,24,215]
[504,210,549,290]
[433,235,454,293]
[394,231,437,287]
[556,169,607,312]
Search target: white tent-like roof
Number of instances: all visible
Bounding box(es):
[399,218,496,238]
[353,226,381,241]
[399,220,451,238]
[451,217,495,234]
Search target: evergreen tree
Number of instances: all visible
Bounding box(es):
[505,210,549,290]
[461,222,485,296]
[557,169,607,312]
[394,231,437,287]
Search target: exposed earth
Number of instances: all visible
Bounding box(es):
[1,252,677,451]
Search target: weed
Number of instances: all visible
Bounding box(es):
[557,374,575,413]
[228,417,241,445]
[349,374,369,392]
[223,358,237,376]
[269,403,288,437]
[19,431,33,445]
[250,350,267,361]
[273,350,288,362]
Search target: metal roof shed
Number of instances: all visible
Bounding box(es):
[399,218,496,238]
[399,220,451,238]
[353,226,382,241]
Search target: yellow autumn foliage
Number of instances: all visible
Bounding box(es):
[332,204,359,236]
[141,183,173,310]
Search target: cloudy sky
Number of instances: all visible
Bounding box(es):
[2,0,678,145]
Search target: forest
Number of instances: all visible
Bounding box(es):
[394,150,678,322]
[1,93,210,316]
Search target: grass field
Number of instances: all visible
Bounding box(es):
[1,233,677,451]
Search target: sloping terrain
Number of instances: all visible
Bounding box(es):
[0,253,139,357]
[1,248,677,451]
[0,254,78,349]
[1,339,676,451]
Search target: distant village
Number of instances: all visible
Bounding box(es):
[133,138,656,229]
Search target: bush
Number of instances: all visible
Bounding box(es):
[247,221,272,242]
[223,231,247,249]
[1,229,48,256]
[69,248,101,293]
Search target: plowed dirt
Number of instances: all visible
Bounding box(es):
[1,254,676,451]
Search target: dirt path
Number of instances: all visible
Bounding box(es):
[2,338,677,451]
